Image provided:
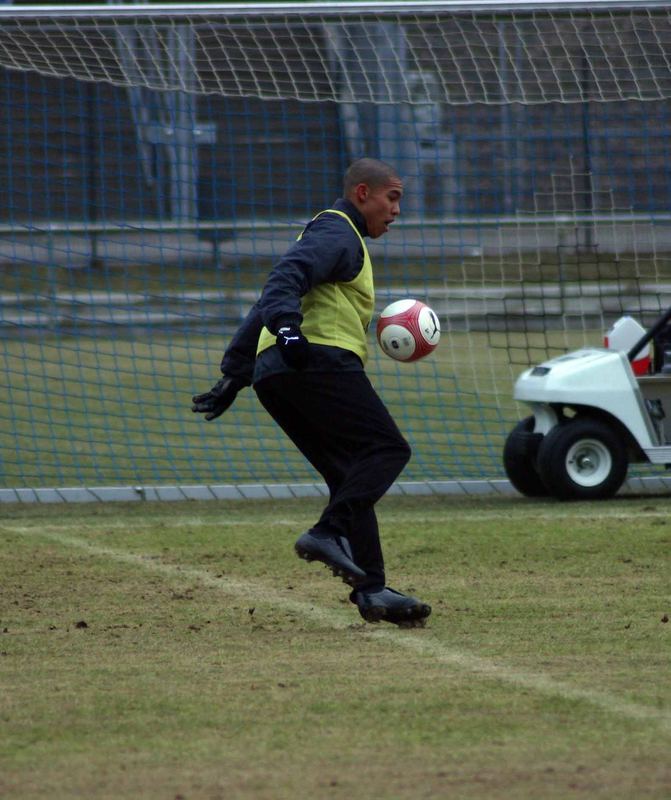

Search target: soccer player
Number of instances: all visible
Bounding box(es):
[192,158,431,627]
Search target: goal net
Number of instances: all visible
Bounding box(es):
[2,1,671,496]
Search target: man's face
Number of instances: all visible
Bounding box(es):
[356,178,403,239]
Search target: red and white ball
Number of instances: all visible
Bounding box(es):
[376,299,441,362]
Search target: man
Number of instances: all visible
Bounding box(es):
[192,158,431,628]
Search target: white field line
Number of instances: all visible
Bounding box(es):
[12,527,671,734]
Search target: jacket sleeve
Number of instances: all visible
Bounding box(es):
[257,214,363,334]
[219,301,264,385]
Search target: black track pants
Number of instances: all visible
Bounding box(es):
[254,371,411,587]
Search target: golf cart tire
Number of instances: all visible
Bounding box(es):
[503,416,549,497]
[536,416,628,501]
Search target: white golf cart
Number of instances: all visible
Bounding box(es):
[504,309,671,500]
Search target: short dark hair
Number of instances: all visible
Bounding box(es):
[343,158,400,196]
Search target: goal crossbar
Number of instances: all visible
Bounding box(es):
[3,2,671,19]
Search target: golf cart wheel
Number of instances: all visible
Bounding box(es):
[503,416,548,497]
[536,417,628,501]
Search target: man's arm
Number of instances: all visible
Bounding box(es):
[219,301,264,383]
[258,213,363,334]
[192,302,263,420]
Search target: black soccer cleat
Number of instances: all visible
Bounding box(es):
[350,586,432,628]
[294,530,367,587]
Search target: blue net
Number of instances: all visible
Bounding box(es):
[1,7,671,489]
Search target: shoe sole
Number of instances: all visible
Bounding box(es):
[294,543,367,587]
[360,603,432,628]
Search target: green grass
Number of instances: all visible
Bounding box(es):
[1,494,670,799]
[2,251,670,293]
[2,326,608,488]
[3,243,666,488]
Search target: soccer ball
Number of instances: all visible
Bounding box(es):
[376,299,441,362]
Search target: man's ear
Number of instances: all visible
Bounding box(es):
[354,183,369,203]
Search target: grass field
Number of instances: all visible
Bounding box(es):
[1,494,670,799]
[2,325,607,489]
[3,242,656,489]
[2,251,669,294]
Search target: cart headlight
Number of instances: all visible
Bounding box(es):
[531,366,551,376]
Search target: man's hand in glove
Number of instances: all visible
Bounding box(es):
[276,325,310,370]
[191,376,245,421]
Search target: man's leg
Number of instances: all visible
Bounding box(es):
[254,371,409,586]
[255,371,432,626]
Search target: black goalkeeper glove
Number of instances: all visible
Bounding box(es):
[276,324,310,370]
[191,376,245,421]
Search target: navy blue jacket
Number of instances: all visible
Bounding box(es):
[220,198,370,385]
